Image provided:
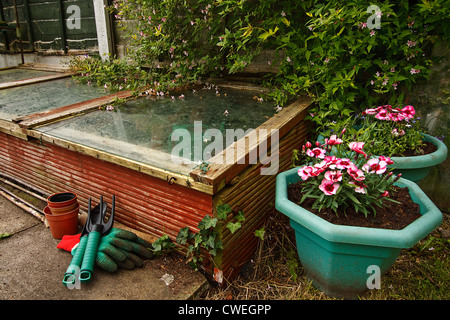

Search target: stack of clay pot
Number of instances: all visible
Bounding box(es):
[44,192,80,239]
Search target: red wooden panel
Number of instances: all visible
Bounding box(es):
[0,132,213,239]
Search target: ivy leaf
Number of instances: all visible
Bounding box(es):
[254,228,265,240]
[235,211,245,222]
[151,234,174,252]
[194,233,203,247]
[204,235,216,249]
[176,227,190,245]
[216,203,232,220]
[226,222,242,234]
[152,241,161,251]
[199,215,218,229]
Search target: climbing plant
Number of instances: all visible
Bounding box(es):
[69,0,449,129]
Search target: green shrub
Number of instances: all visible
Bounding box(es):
[72,0,449,130]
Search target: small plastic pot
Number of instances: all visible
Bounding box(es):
[48,203,78,215]
[47,192,78,215]
[44,205,79,239]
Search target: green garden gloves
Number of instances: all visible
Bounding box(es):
[95,228,154,272]
[61,228,154,273]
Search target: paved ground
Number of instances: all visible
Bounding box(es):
[0,194,209,300]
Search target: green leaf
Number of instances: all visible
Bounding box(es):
[216,203,232,220]
[258,27,279,40]
[0,233,12,240]
[254,228,265,240]
[282,17,290,27]
[305,50,311,61]
[204,235,216,249]
[152,241,162,251]
[194,233,203,247]
[199,215,218,229]
[259,31,271,41]
[151,234,174,252]
[343,189,361,205]
[235,211,245,222]
[226,222,242,234]
[176,227,190,245]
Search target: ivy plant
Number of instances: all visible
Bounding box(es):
[175,203,245,270]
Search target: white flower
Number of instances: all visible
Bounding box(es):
[407,40,417,47]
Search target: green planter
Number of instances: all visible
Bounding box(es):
[275,167,443,299]
[318,132,447,182]
[389,133,448,182]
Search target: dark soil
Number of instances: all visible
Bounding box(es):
[287,183,422,230]
[392,141,437,157]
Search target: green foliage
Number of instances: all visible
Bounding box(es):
[286,248,300,282]
[67,1,450,130]
[88,0,449,130]
[175,203,246,270]
[172,204,264,270]
[67,54,153,93]
[254,227,265,241]
[216,203,232,220]
[151,234,176,255]
[261,0,449,132]
[324,104,427,157]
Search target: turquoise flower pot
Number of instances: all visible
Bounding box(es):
[389,133,448,182]
[275,167,443,299]
[317,132,447,182]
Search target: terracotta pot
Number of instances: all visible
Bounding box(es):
[47,192,78,207]
[48,203,78,215]
[47,192,78,215]
[44,205,80,239]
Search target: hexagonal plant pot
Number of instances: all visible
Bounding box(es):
[275,167,443,299]
[389,133,448,182]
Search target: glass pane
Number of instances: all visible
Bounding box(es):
[0,68,57,83]
[0,78,105,120]
[37,86,277,175]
